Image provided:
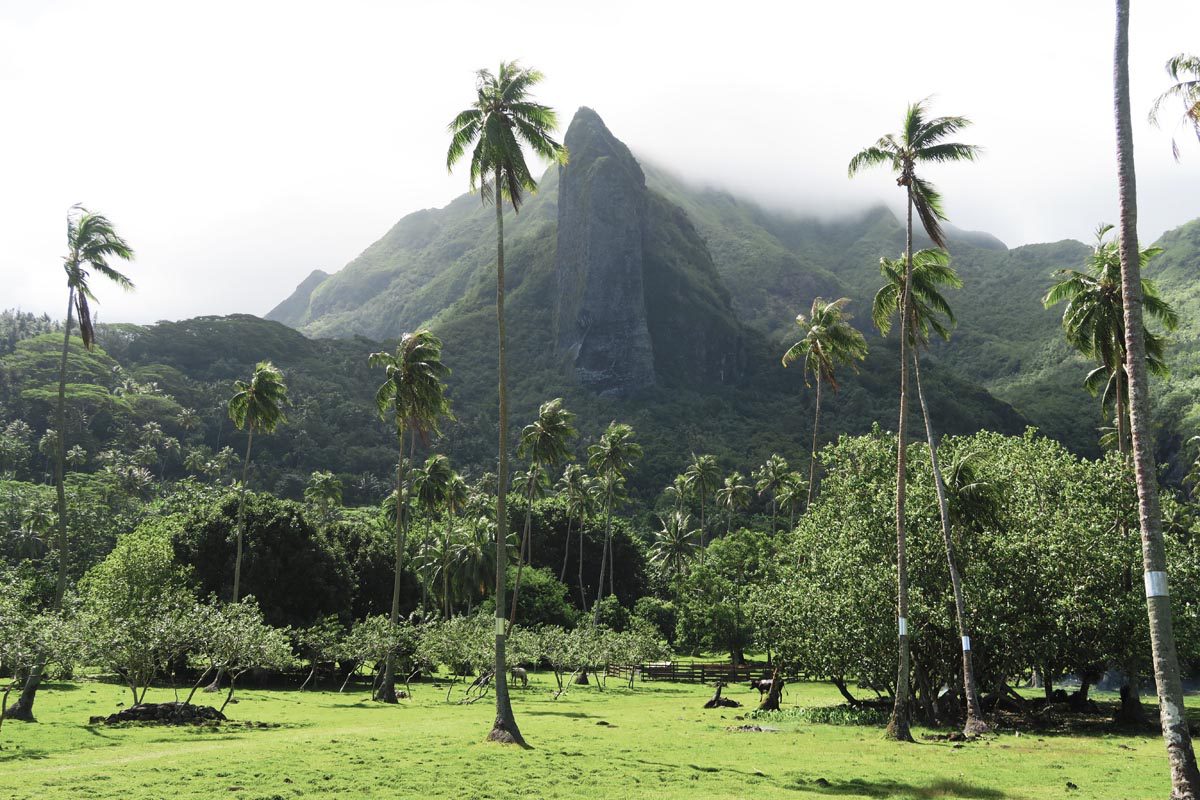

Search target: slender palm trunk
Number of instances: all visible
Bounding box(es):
[377,428,408,704]
[443,511,453,619]
[809,375,822,507]
[1116,369,1129,459]
[560,515,573,583]
[698,495,706,561]
[1113,3,1199,793]
[594,492,614,622]
[488,175,522,745]
[232,427,254,602]
[507,483,536,631]
[886,186,915,743]
[577,509,587,611]
[912,352,987,735]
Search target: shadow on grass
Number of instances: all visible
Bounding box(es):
[0,747,50,762]
[793,777,1005,798]
[523,709,595,719]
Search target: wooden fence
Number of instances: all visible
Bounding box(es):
[605,661,778,684]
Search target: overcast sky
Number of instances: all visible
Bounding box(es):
[2,0,1198,324]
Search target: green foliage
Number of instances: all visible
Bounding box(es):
[505,565,576,628]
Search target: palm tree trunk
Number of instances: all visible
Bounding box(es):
[560,515,573,583]
[699,495,706,561]
[507,484,536,631]
[809,374,822,507]
[376,427,407,704]
[577,509,588,611]
[885,185,915,743]
[444,511,453,619]
[594,494,613,622]
[912,352,988,735]
[1113,3,1199,793]
[1116,368,1129,459]
[232,427,254,602]
[8,292,77,722]
[488,172,522,745]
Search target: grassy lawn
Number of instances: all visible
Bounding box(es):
[0,674,1188,800]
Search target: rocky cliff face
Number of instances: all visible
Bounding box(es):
[554,107,657,397]
[554,108,744,395]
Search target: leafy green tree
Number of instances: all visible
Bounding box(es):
[1043,225,1177,456]
[587,422,642,619]
[295,614,344,691]
[227,362,288,603]
[716,470,752,537]
[7,206,134,724]
[848,99,978,742]
[1113,4,1200,792]
[752,454,789,535]
[1149,53,1200,160]
[446,61,566,746]
[682,454,720,555]
[873,247,988,735]
[369,330,450,703]
[782,297,868,505]
[509,398,576,628]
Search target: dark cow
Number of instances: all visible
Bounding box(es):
[511,667,529,688]
[749,678,773,699]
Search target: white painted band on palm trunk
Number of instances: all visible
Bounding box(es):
[962,636,971,652]
[898,617,907,636]
[495,617,506,635]
[1144,571,1169,598]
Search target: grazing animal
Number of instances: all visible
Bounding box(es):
[749,678,773,699]
[511,667,528,688]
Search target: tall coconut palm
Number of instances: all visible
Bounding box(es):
[1043,225,1177,457]
[587,422,642,620]
[227,362,289,603]
[1149,53,1200,161]
[304,470,343,526]
[556,463,589,589]
[683,454,720,555]
[849,100,979,742]
[509,398,577,628]
[874,247,987,735]
[716,471,752,536]
[369,330,451,704]
[776,472,808,531]
[440,469,469,618]
[783,297,868,506]
[412,454,454,616]
[752,454,789,535]
[650,511,699,580]
[1113,3,1200,793]
[447,61,566,746]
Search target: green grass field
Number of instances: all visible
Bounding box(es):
[0,674,1189,800]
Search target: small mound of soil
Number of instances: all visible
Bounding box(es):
[90,702,227,726]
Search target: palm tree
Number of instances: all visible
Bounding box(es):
[848,100,979,742]
[587,422,642,620]
[369,330,451,704]
[412,454,454,616]
[555,463,588,585]
[1043,225,1177,457]
[650,511,699,580]
[776,472,807,531]
[783,297,868,505]
[509,398,577,628]
[663,474,690,514]
[873,247,987,735]
[446,61,566,746]
[304,470,343,525]
[752,454,789,535]
[227,362,289,603]
[1113,3,1200,792]
[683,454,721,555]
[716,471,752,536]
[1149,53,1200,161]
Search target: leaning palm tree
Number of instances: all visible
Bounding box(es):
[783,297,868,505]
[446,61,566,746]
[650,511,699,580]
[752,454,789,535]
[509,398,577,628]
[874,247,987,735]
[1113,4,1200,793]
[587,422,642,619]
[716,471,752,536]
[1149,53,1200,161]
[227,362,289,603]
[1043,225,1177,457]
[682,454,721,555]
[848,99,979,742]
[368,330,451,704]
